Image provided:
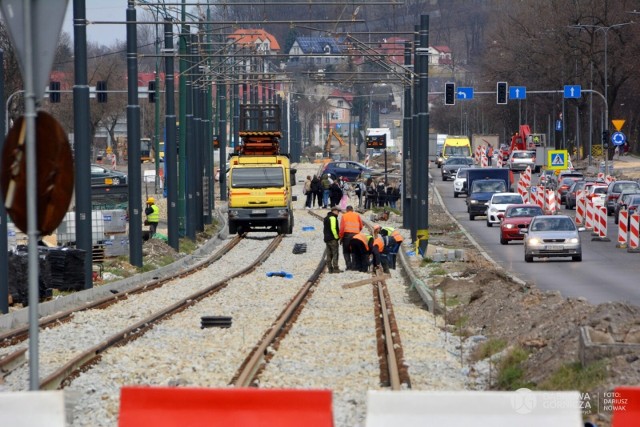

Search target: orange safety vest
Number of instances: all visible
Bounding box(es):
[382,227,404,243]
[339,211,363,237]
[371,236,384,253]
[352,233,370,251]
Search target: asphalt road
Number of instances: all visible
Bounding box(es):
[434,168,640,306]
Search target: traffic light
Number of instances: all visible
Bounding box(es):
[97,81,107,103]
[49,81,61,103]
[602,130,610,149]
[148,81,156,103]
[444,82,455,105]
[496,82,508,104]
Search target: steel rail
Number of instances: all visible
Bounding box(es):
[39,235,283,390]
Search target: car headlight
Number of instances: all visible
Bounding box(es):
[489,207,498,213]
[504,223,516,229]
[527,237,542,245]
[470,200,478,204]
[567,237,579,244]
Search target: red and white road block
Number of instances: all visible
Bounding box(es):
[585,199,594,231]
[481,153,488,168]
[545,189,557,214]
[474,146,483,164]
[496,155,503,168]
[593,205,609,240]
[575,190,585,225]
[617,210,629,248]
[628,213,640,253]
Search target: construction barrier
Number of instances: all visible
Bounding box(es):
[593,205,609,240]
[496,155,503,168]
[585,199,594,231]
[611,386,640,426]
[605,175,616,184]
[617,210,629,248]
[118,387,334,427]
[365,390,582,427]
[0,391,66,427]
[481,153,488,168]
[575,190,585,225]
[628,213,640,253]
[474,145,483,164]
[545,189,557,214]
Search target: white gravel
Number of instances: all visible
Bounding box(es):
[1,163,477,427]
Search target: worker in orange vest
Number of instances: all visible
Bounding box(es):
[339,205,364,270]
[380,226,403,270]
[369,225,386,272]
[349,232,371,272]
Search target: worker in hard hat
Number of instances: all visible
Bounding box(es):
[144,197,159,236]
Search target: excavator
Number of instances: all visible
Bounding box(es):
[313,128,349,164]
[500,124,546,161]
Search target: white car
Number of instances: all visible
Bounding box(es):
[486,192,524,227]
[453,167,475,198]
[509,150,538,172]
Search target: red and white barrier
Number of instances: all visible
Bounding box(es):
[496,155,503,168]
[594,205,608,240]
[605,175,616,184]
[585,200,594,231]
[617,210,629,248]
[474,146,483,164]
[545,189,557,214]
[480,153,488,168]
[628,213,640,253]
[597,172,604,181]
[575,190,585,225]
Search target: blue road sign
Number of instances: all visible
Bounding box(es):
[564,85,582,98]
[509,86,526,99]
[555,119,563,131]
[611,131,626,146]
[456,87,474,100]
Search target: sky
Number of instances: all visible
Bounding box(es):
[63,0,128,45]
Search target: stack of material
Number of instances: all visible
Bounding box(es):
[8,248,52,305]
[46,247,86,291]
[200,316,232,329]
[292,243,307,254]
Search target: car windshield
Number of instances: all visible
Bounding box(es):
[492,195,523,204]
[629,196,640,205]
[446,158,471,165]
[506,206,544,218]
[593,187,607,194]
[614,182,640,192]
[531,217,576,232]
[512,151,534,159]
[456,169,469,178]
[472,181,506,192]
[231,167,284,188]
[444,146,471,157]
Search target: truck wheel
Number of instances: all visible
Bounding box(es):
[228,221,237,235]
[278,221,289,235]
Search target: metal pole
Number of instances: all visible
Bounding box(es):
[185,31,195,240]
[589,61,593,165]
[0,48,6,315]
[153,20,161,191]
[73,0,93,287]
[603,29,609,176]
[164,18,179,250]
[402,40,411,228]
[417,15,429,257]
[410,24,419,242]
[178,15,187,237]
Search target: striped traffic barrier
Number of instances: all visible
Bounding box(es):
[496,155,503,168]
[617,210,629,248]
[481,153,488,168]
[605,175,616,184]
[575,190,585,225]
[474,146,483,164]
[545,189,557,214]
[585,199,594,231]
[628,213,640,253]
[592,205,610,241]
[597,172,605,181]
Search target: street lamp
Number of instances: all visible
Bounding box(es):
[569,22,633,176]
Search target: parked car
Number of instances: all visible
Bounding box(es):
[508,150,537,172]
[441,156,474,181]
[564,180,595,210]
[499,204,544,244]
[523,215,582,262]
[453,167,476,198]
[319,161,374,182]
[91,164,128,186]
[614,190,640,224]
[551,170,584,190]
[605,180,640,215]
[486,192,524,227]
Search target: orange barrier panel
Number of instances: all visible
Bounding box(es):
[612,386,640,427]
[118,387,334,427]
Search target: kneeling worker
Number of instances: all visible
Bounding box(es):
[380,226,403,269]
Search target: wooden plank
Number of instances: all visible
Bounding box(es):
[342,274,391,289]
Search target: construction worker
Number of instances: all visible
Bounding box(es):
[145,197,159,236]
[370,225,386,272]
[380,226,403,269]
[349,232,371,272]
[339,205,363,270]
[323,207,342,273]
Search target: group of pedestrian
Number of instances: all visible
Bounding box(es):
[304,173,352,209]
[363,178,400,210]
[323,205,404,274]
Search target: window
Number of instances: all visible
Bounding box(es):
[231,167,284,188]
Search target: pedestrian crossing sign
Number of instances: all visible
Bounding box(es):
[547,149,568,170]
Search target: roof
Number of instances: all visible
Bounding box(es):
[329,89,353,103]
[227,28,280,51]
[294,37,343,54]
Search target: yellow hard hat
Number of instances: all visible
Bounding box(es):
[147,197,155,204]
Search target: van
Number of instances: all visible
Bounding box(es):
[442,136,472,162]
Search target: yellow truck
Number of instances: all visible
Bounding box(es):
[227,104,297,235]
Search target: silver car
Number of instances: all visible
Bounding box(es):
[523,215,582,262]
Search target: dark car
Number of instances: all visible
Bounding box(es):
[564,180,596,210]
[605,180,640,215]
[441,156,474,181]
[557,177,582,205]
[320,160,374,182]
[614,190,640,224]
[91,164,128,186]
